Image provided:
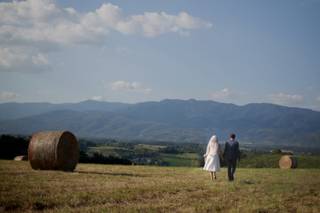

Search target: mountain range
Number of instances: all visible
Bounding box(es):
[0,99,319,146]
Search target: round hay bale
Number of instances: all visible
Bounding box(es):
[279,155,297,169]
[14,155,28,161]
[28,131,79,171]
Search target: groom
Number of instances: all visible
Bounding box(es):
[223,133,240,181]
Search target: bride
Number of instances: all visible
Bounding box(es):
[203,135,221,180]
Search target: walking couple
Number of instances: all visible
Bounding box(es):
[203,133,240,181]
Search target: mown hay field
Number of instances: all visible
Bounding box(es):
[0,160,319,212]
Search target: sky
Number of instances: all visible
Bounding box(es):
[0,0,320,111]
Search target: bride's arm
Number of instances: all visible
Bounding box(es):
[204,142,210,157]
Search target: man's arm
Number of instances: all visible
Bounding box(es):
[223,142,228,158]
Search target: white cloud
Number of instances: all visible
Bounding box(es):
[268,93,304,105]
[0,0,211,72]
[32,53,49,65]
[90,96,103,101]
[0,91,18,101]
[316,96,320,102]
[0,47,49,72]
[210,88,235,101]
[111,81,152,94]
[119,11,212,37]
[0,47,26,68]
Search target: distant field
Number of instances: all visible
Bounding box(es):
[1,160,319,212]
[239,153,320,168]
[86,143,320,168]
[88,146,133,157]
[159,153,201,167]
[87,144,202,167]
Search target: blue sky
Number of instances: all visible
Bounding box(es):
[0,0,319,110]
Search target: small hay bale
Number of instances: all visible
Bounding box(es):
[28,131,79,171]
[14,155,28,161]
[279,155,297,169]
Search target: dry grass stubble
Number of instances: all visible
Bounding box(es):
[0,160,319,212]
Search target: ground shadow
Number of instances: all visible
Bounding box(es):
[75,170,148,177]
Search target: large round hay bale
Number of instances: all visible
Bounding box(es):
[28,131,79,171]
[279,155,297,169]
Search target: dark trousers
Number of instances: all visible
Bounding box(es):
[227,159,237,181]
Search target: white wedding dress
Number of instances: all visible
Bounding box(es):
[203,135,221,172]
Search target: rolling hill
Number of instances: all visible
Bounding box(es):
[0,99,320,146]
[0,100,130,120]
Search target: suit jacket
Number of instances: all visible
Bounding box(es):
[223,140,240,161]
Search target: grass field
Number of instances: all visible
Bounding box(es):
[1,160,320,212]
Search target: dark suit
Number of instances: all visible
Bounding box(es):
[223,139,240,181]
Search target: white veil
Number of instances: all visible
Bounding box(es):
[205,135,219,156]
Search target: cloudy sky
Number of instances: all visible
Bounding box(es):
[0,0,319,110]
